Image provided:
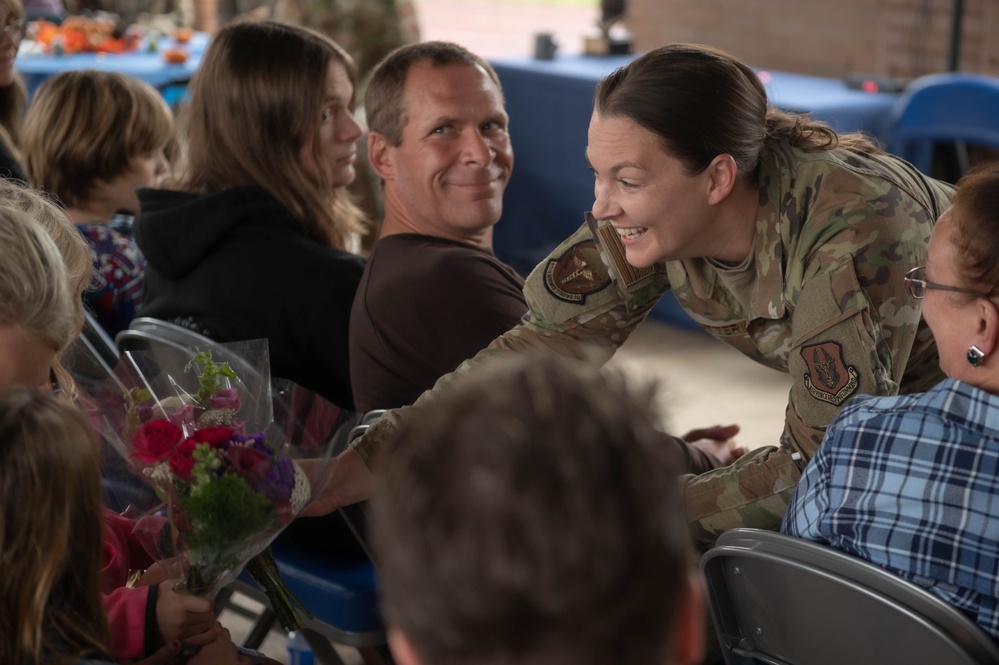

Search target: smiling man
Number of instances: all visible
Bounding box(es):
[348,42,528,412]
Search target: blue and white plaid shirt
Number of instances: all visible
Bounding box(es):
[783,379,999,640]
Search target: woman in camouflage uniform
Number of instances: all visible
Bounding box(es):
[314,43,954,550]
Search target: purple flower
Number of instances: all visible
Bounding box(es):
[232,431,266,446]
[256,456,294,502]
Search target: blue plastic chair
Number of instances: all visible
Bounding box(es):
[884,73,999,178]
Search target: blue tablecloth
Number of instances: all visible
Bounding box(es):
[15,31,208,97]
[489,54,901,328]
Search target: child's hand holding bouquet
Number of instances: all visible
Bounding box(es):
[95,339,344,630]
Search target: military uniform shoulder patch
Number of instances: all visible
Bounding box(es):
[543,240,612,303]
[800,341,859,406]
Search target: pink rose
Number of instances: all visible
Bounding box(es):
[208,388,241,411]
[168,404,198,432]
[228,446,271,483]
[132,420,183,464]
[192,426,233,447]
[169,438,198,481]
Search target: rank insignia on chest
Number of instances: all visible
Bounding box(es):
[801,341,859,406]
[543,239,613,303]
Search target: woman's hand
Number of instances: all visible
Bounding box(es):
[682,424,748,466]
[299,448,375,517]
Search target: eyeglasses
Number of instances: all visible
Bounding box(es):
[903,266,990,300]
[1,18,25,39]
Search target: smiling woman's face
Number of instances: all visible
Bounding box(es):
[586,111,718,268]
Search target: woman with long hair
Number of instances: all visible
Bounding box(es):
[134,19,366,409]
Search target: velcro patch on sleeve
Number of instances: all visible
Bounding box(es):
[542,240,612,303]
[800,340,859,406]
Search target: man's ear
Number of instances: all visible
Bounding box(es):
[387,627,424,665]
[705,153,739,206]
[672,572,707,665]
[368,131,395,181]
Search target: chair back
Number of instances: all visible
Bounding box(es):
[116,316,216,354]
[701,528,999,665]
[884,73,999,177]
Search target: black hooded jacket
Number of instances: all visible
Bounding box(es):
[134,185,365,409]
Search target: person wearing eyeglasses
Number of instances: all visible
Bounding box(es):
[784,162,999,642]
[0,0,25,182]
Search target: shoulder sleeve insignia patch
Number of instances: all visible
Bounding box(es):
[800,341,859,406]
[543,239,612,303]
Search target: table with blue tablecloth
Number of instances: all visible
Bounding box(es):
[15,31,208,99]
[489,54,901,328]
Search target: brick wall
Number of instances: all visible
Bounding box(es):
[627,0,999,78]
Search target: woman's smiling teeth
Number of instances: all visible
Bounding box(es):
[616,226,648,240]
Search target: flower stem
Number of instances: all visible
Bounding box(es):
[245,548,313,632]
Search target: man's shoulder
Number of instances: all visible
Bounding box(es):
[370,233,515,279]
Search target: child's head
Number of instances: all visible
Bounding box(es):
[23,70,173,215]
[0,387,110,664]
[0,200,75,388]
[0,180,94,323]
[371,354,703,665]
[180,19,363,247]
[0,181,93,397]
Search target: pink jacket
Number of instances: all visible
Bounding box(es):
[101,509,158,660]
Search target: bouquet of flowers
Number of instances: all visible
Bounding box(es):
[93,339,346,630]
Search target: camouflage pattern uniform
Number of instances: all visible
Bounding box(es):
[351,142,954,549]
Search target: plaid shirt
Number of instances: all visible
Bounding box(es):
[783,379,999,640]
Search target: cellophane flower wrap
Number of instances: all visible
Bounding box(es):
[92,339,348,631]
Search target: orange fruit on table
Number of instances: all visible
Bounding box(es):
[163,47,188,64]
[172,27,194,43]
